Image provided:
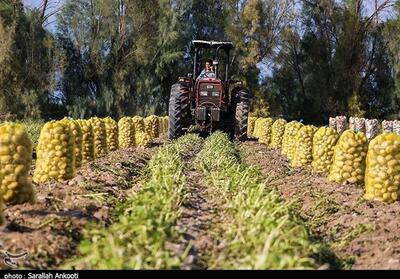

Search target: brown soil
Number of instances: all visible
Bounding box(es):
[240,140,400,270]
[0,144,159,270]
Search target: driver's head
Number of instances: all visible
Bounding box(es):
[205,59,213,71]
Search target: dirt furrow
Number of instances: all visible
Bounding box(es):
[240,140,400,270]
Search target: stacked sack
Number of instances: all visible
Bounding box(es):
[89,117,108,158]
[132,116,146,133]
[163,116,169,134]
[365,119,380,140]
[349,117,366,133]
[257,118,274,145]
[364,133,400,203]
[329,117,337,130]
[118,117,135,148]
[133,116,151,147]
[253,118,264,139]
[270,119,287,148]
[336,116,347,133]
[0,123,35,204]
[144,115,159,139]
[282,121,304,161]
[328,130,368,184]
[61,118,83,168]
[291,125,317,167]
[382,120,394,132]
[311,127,339,173]
[393,120,400,135]
[77,120,95,164]
[247,117,257,138]
[33,121,76,183]
[104,117,119,151]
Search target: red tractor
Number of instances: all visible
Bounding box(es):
[168,40,251,140]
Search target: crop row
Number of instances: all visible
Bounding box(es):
[0,115,168,225]
[249,117,400,204]
[195,132,327,269]
[66,133,203,269]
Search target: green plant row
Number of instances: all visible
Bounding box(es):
[65,133,203,269]
[195,132,329,269]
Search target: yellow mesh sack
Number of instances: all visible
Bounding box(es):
[132,116,146,134]
[253,118,263,139]
[291,125,317,167]
[270,119,287,148]
[311,127,339,173]
[328,130,368,184]
[247,117,257,138]
[144,115,159,139]
[77,120,95,164]
[258,118,274,145]
[33,121,76,183]
[89,117,108,158]
[104,117,119,151]
[118,117,135,148]
[0,123,35,204]
[364,133,400,203]
[61,118,83,168]
[282,121,303,161]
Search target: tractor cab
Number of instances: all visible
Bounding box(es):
[168,40,250,140]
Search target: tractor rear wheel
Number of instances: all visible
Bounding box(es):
[168,83,190,140]
[234,89,251,141]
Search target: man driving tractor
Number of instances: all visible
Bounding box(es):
[197,59,216,79]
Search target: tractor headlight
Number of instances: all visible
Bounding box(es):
[200,91,208,96]
[212,91,220,97]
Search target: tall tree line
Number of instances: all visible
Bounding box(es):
[1,0,400,123]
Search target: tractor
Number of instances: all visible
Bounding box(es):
[168,40,251,140]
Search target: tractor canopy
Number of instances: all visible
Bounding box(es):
[192,40,234,50]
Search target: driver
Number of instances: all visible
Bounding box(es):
[198,59,216,79]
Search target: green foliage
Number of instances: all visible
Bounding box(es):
[195,132,333,269]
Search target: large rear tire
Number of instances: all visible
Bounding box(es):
[168,83,189,140]
[234,89,251,141]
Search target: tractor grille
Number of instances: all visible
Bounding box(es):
[198,83,221,107]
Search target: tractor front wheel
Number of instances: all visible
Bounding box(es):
[168,83,189,140]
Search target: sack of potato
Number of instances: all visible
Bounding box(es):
[104,117,119,151]
[132,116,146,134]
[258,118,274,145]
[253,118,264,139]
[76,120,95,164]
[247,117,257,138]
[33,121,76,183]
[118,117,135,148]
[135,131,152,147]
[282,121,304,161]
[144,115,159,139]
[291,125,317,167]
[89,117,108,158]
[364,133,400,203]
[328,130,368,184]
[311,127,339,173]
[270,119,287,148]
[0,123,35,205]
[61,118,83,168]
